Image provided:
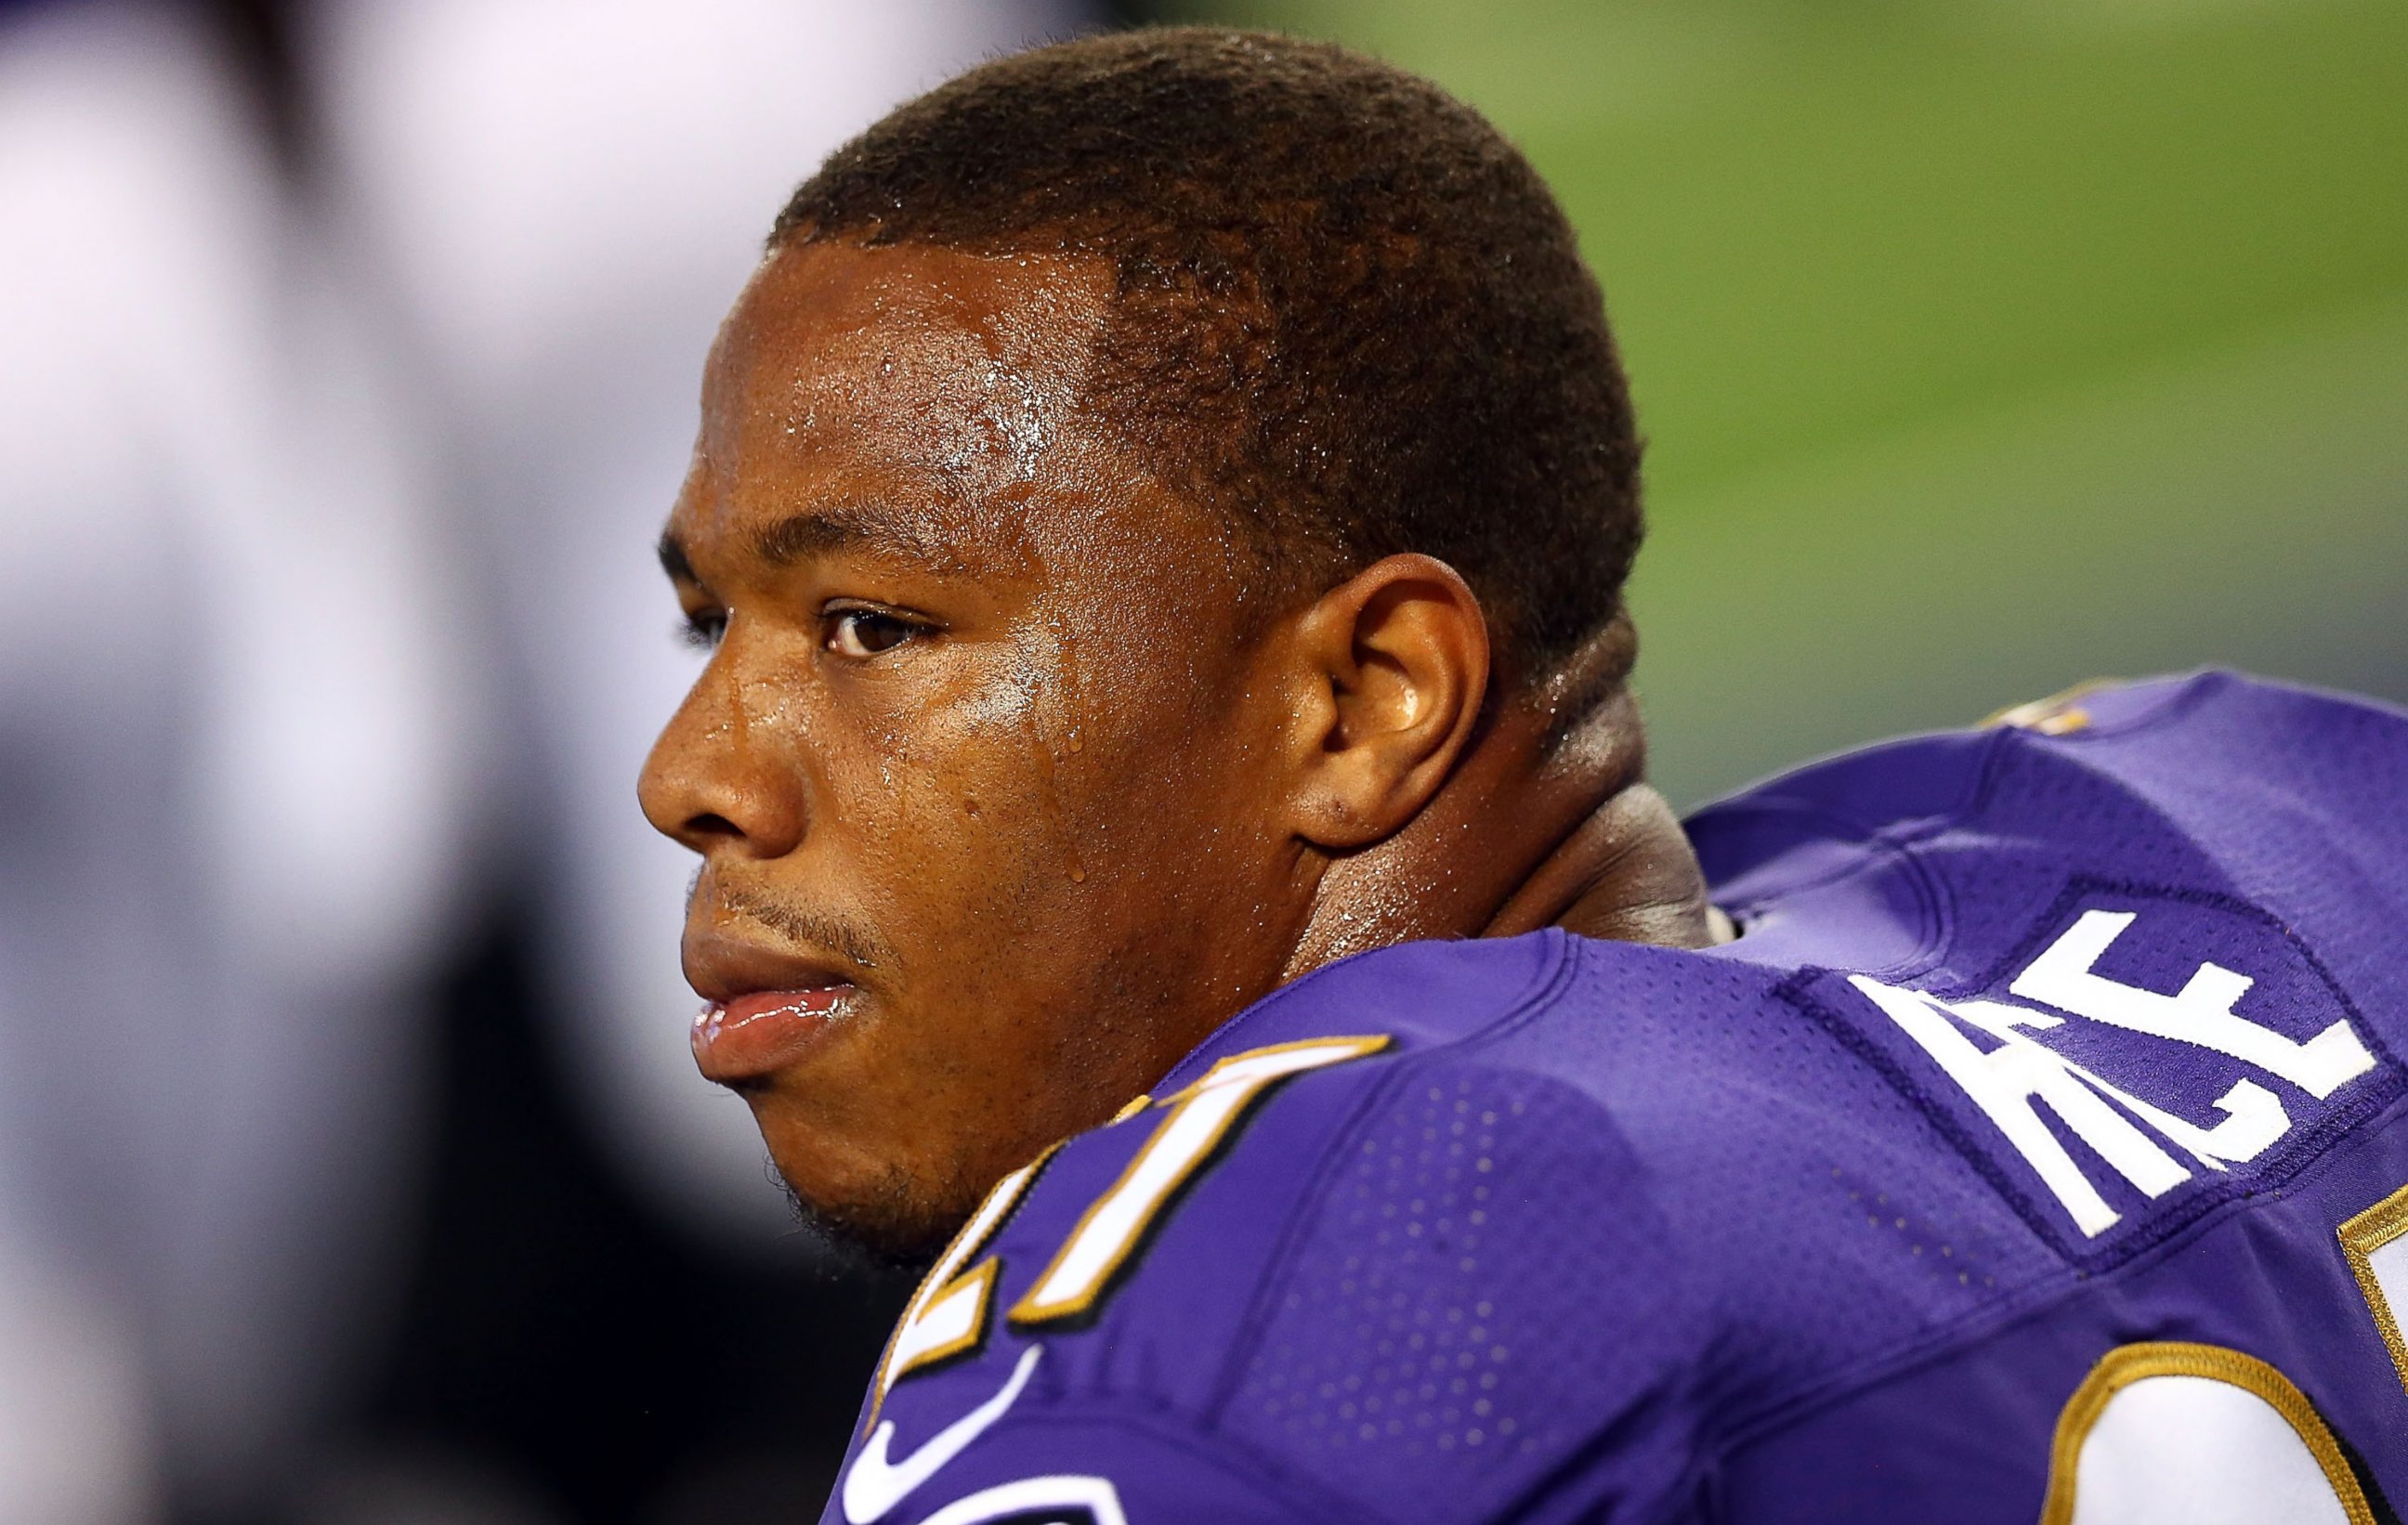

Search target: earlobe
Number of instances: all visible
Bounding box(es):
[1282,554,1490,850]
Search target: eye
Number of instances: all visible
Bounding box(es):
[825,606,924,658]
[680,608,727,650]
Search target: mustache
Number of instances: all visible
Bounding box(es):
[698,874,892,972]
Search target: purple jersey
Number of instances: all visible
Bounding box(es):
[821,671,2408,1524]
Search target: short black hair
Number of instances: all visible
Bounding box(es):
[773,27,1642,683]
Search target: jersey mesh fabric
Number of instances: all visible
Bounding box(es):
[1222,1064,1701,1523]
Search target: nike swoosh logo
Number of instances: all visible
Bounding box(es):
[842,1344,1042,1524]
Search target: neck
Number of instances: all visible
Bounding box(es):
[1280,684,1721,982]
[1482,781,1721,948]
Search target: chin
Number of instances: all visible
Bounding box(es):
[769,1150,962,1271]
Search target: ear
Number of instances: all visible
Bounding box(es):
[1278,554,1491,851]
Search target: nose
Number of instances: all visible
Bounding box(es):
[638,648,809,862]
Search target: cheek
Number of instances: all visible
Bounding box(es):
[835,666,1090,930]
[819,618,1259,963]
[1058,636,1256,828]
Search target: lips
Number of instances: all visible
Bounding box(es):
[684,924,870,1085]
[692,984,860,1084]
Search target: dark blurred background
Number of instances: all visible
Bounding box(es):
[0,0,2398,1521]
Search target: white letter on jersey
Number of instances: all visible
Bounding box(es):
[1852,977,2189,1236]
[2010,910,2375,1098]
[1946,999,2290,1172]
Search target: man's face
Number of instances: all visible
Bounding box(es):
[641,239,1304,1259]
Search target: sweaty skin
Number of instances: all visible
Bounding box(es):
[640,238,1714,1260]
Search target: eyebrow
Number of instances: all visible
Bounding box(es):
[657,529,698,583]
[752,504,893,565]
[756,501,972,574]
[657,502,970,587]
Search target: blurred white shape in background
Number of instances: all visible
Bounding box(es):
[308,0,1080,1244]
[0,1241,155,1525]
[0,0,478,1515]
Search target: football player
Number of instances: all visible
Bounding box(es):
[640,28,2408,1523]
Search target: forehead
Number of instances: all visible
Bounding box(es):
[684,239,1123,554]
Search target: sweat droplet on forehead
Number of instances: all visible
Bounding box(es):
[740,241,1104,422]
[776,331,1054,470]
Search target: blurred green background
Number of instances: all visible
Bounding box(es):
[1169,0,2407,805]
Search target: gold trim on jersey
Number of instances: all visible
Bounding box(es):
[1983,677,2122,736]
[883,1258,1000,1388]
[2038,1341,2375,1525]
[864,1140,1061,1427]
[2339,1180,2408,1401]
[1007,1036,1391,1330]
